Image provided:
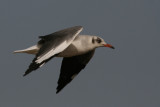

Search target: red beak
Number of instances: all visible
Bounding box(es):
[103,44,115,49]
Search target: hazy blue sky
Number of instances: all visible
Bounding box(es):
[0,0,160,107]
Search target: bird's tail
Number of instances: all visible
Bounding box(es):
[13,45,39,55]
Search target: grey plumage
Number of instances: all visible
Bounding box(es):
[14,26,114,93]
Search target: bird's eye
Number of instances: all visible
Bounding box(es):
[92,38,95,43]
[96,38,102,43]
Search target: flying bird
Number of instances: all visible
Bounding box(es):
[14,26,114,93]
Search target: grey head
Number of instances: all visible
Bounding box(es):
[91,36,115,49]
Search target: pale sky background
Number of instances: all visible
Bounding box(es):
[0,0,160,107]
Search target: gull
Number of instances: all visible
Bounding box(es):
[14,26,114,93]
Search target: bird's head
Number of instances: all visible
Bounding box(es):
[92,36,115,49]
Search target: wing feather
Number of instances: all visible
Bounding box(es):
[56,50,95,93]
[23,26,83,76]
[35,26,83,64]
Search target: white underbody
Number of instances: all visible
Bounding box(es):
[14,35,96,57]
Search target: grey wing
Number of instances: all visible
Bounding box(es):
[23,26,83,76]
[35,26,83,64]
[56,50,95,93]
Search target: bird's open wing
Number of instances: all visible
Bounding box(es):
[23,26,83,76]
[56,50,95,93]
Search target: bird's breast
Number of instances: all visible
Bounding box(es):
[57,35,95,57]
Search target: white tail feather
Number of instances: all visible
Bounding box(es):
[13,45,39,54]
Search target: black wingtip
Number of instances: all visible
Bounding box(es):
[56,86,63,94]
[23,69,32,77]
[56,90,60,94]
[23,73,27,77]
